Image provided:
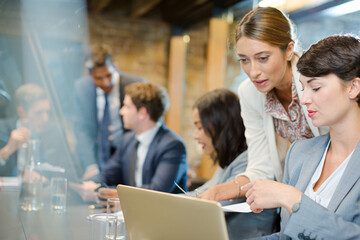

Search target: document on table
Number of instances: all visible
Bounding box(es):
[37,163,65,173]
[0,177,20,191]
[222,202,252,213]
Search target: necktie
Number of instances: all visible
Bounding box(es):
[99,94,110,169]
[129,140,139,186]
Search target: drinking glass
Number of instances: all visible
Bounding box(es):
[50,177,67,213]
[92,214,117,240]
[18,140,44,211]
[107,198,127,240]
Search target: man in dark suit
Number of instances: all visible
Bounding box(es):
[74,44,145,180]
[72,82,188,202]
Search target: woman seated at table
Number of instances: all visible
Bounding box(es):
[242,34,360,239]
[189,89,278,239]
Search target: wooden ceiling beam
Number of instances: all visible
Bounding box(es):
[89,0,113,14]
[130,0,162,18]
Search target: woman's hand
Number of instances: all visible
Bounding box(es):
[242,179,302,214]
[199,176,250,201]
[198,185,218,201]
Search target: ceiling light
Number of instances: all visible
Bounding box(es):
[259,0,286,8]
[322,0,360,17]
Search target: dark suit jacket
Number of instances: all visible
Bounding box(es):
[102,124,188,193]
[74,72,145,172]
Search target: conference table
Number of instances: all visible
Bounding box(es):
[0,188,100,240]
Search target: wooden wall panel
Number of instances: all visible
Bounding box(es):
[165,36,187,135]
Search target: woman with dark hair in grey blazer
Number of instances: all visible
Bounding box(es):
[190,89,278,239]
[243,35,360,239]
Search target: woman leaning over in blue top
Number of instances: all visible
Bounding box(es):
[243,35,360,239]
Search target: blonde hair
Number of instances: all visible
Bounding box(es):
[235,7,294,51]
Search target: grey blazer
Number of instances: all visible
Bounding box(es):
[187,151,279,239]
[259,134,360,240]
[187,151,248,197]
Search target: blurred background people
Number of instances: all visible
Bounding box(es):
[0,84,47,176]
[72,82,188,202]
[199,7,328,202]
[243,34,360,240]
[0,83,74,179]
[189,88,278,239]
[0,79,11,119]
[74,44,146,180]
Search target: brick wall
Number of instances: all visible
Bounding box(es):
[88,14,242,174]
[89,14,171,87]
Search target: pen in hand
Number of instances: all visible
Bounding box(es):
[174,181,199,197]
[174,181,187,194]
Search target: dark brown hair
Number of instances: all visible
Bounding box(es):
[125,82,169,122]
[297,35,360,106]
[235,7,294,51]
[193,89,247,168]
[88,44,113,72]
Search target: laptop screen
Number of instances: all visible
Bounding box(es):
[117,184,229,240]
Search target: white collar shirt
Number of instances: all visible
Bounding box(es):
[134,122,162,187]
[304,140,353,208]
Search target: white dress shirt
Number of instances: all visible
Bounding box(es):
[304,140,353,208]
[134,122,161,187]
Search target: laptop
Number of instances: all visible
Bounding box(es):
[116,184,229,240]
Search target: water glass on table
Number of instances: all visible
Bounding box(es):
[91,214,117,240]
[50,177,67,213]
[107,198,127,240]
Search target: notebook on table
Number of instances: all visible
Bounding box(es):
[116,184,229,240]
